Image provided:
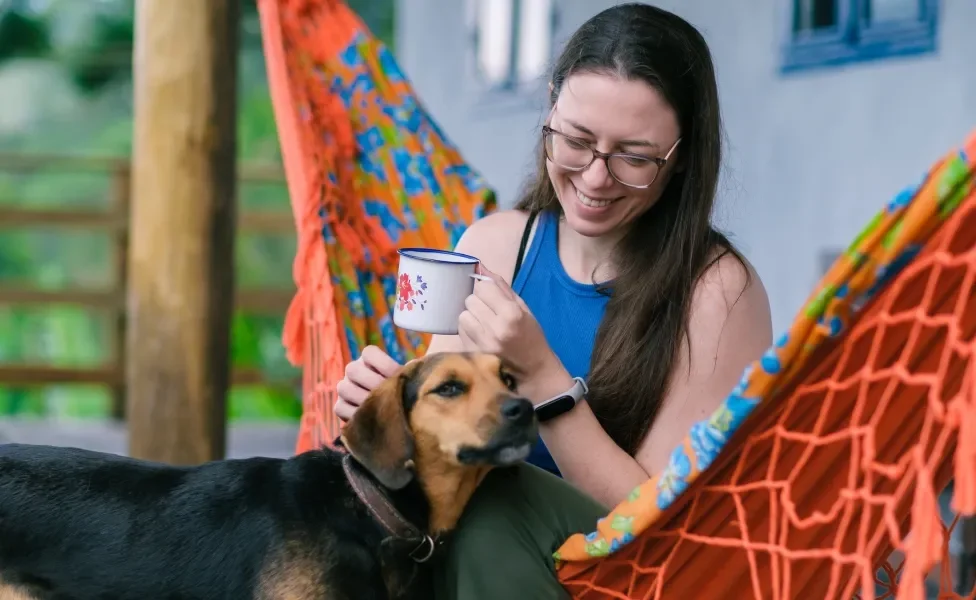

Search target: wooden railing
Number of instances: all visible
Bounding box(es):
[0,152,297,419]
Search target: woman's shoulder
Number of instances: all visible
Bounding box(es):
[699,248,768,306]
[690,248,772,348]
[453,209,537,285]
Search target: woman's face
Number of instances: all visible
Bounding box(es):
[546,72,681,239]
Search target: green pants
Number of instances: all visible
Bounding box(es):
[433,464,608,600]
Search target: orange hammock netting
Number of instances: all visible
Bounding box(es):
[256,1,976,598]
[553,140,976,600]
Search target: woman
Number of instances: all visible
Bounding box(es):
[335,3,773,598]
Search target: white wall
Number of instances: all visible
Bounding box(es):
[396,0,976,332]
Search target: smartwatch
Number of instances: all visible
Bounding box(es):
[534,377,588,423]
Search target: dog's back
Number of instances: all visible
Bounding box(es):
[0,443,383,600]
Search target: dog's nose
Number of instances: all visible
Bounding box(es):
[501,398,534,425]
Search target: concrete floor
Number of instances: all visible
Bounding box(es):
[0,418,299,459]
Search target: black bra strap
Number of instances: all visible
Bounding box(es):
[512,210,539,282]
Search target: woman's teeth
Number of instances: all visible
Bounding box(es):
[576,188,613,208]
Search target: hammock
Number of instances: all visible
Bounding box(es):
[257,0,495,452]
[553,137,976,600]
[256,0,976,597]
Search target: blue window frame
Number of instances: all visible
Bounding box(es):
[781,0,938,73]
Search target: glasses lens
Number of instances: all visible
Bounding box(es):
[546,132,593,170]
[607,155,660,187]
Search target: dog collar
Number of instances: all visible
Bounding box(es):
[341,454,441,563]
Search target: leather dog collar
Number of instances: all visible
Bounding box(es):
[341,454,441,563]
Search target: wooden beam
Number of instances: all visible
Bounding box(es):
[126,0,241,465]
[0,152,282,181]
[237,211,296,234]
[0,366,122,386]
[0,207,293,233]
[0,286,293,315]
[108,166,131,421]
[0,208,124,230]
[0,286,122,309]
[235,289,296,313]
[0,365,295,388]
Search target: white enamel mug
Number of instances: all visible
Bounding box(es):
[392,248,480,335]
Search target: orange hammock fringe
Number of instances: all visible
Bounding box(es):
[257,0,976,597]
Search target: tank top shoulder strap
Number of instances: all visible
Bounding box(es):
[512,210,538,283]
[512,209,558,294]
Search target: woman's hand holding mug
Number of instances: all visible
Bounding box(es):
[458,265,566,395]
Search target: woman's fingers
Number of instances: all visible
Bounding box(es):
[476,263,518,301]
[360,345,402,377]
[458,309,487,349]
[345,363,387,391]
[334,397,358,422]
[335,346,403,423]
[464,293,496,324]
[335,378,370,422]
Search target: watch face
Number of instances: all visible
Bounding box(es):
[534,395,575,423]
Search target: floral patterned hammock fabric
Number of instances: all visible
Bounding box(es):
[257,0,976,598]
[257,0,494,452]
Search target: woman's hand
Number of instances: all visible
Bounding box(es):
[335,345,402,422]
[458,265,568,399]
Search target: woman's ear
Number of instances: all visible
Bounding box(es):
[340,362,421,489]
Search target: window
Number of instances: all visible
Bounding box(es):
[782,0,938,73]
[470,0,555,93]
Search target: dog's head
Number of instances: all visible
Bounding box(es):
[340,352,538,491]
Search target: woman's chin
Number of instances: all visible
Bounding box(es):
[561,199,622,237]
[563,209,618,239]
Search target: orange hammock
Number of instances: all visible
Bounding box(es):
[256,0,976,597]
[257,0,494,451]
[553,139,976,600]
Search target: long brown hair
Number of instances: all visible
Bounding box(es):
[515,4,746,455]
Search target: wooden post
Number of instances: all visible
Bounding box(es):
[126,0,240,464]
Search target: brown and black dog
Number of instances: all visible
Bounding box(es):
[0,352,538,600]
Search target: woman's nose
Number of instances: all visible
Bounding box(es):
[580,155,616,189]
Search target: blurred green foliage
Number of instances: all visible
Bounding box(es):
[0,0,394,421]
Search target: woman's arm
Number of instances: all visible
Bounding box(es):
[525,254,774,506]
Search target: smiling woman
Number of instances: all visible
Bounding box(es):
[334,3,773,598]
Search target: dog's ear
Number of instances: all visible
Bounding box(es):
[341,362,419,490]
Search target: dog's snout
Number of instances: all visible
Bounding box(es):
[500,398,533,425]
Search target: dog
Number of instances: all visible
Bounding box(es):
[0,352,538,600]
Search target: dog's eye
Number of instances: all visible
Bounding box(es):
[432,380,466,398]
[500,372,517,391]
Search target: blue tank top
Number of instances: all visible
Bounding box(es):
[512,210,611,476]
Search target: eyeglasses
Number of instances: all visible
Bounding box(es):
[542,125,681,189]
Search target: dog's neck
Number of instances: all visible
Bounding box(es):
[343,442,492,543]
[411,438,492,534]
[346,454,490,539]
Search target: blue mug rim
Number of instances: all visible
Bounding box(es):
[397,247,480,265]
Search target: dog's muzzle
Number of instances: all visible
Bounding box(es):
[457,397,539,466]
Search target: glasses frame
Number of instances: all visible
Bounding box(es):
[542,125,681,189]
